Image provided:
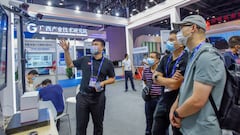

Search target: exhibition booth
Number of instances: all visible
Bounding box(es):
[0,0,240,134]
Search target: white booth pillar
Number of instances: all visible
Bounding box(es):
[170,7,181,29]
[0,11,17,116]
[125,27,134,66]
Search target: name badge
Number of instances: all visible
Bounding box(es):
[89,76,97,87]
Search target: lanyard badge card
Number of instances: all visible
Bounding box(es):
[89,76,98,87]
[89,57,105,92]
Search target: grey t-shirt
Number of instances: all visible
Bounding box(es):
[178,43,226,135]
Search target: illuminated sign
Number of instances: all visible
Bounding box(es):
[26,23,88,36]
[210,11,240,25]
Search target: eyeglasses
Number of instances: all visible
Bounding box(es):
[180,23,193,29]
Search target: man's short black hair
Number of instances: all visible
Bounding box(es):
[228,36,240,48]
[28,70,38,75]
[93,38,105,47]
[41,79,52,86]
[170,30,178,35]
[150,52,161,59]
[124,54,128,58]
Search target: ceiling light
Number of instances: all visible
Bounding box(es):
[145,6,148,9]
[97,10,101,14]
[75,6,80,11]
[115,12,120,16]
[212,16,215,18]
[47,1,52,6]
[160,21,163,23]
[189,12,193,14]
[61,0,64,1]
[149,0,154,2]
[108,8,111,11]
[207,17,210,20]
[130,13,133,17]
[59,2,63,5]
[196,9,199,12]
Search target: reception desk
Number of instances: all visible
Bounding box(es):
[6,109,58,135]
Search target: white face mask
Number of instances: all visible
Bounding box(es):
[176,30,191,46]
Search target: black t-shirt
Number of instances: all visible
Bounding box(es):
[156,50,188,108]
[73,56,115,94]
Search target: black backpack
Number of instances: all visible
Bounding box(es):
[199,48,240,133]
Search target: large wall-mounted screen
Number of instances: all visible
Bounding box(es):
[26,53,53,68]
[0,6,8,91]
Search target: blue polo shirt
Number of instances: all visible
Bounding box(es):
[39,84,64,113]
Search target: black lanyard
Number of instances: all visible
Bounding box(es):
[91,57,105,77]
[165,52,185,78]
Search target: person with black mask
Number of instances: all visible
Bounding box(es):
[152,30,188,135]
[59,38,115,135]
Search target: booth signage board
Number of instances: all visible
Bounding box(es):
[26,23,88,36]
[133,46,148,67]
[133,46,148,54]
[160,30,170,53]
[25,39,56,52]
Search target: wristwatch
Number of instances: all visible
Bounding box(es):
[173,110,184,119]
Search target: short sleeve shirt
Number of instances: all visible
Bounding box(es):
[39,84,64,113]
[178,44,226,135]
[142,67,163,96]
[122,59,132,71]
[73,56,115,94]
[156,50,188,108]
[157,50,189,89]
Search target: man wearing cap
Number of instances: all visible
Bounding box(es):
[169,15,226,135]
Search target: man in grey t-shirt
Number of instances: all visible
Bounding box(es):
[169,15,226,135]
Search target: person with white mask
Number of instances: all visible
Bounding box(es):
[169,15,226,135]
[142,52,162,135]
[152,30,188,135]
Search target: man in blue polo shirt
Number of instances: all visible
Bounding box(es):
[224,36,240,70]
[39,79,64,130]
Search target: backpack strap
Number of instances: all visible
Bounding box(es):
[209,94,221,122]
[194,47,224,123]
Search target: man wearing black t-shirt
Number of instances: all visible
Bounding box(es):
[152,30,188,135]
[59,38,115,135]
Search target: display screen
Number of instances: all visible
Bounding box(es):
[26,53,53,68]
[0,6,8,91]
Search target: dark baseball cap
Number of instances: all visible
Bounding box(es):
[172,15,206,31]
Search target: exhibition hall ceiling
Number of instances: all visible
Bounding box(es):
[26,0,166,18]
[181,0,240,24]
[26,0,240,28]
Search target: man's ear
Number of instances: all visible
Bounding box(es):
[190,24,196,32]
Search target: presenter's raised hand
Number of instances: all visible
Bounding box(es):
[59,39,70,51]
